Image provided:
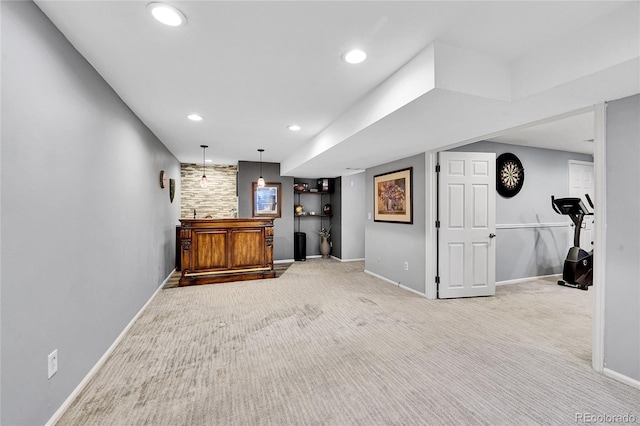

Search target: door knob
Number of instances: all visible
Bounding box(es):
[489,233,496,238]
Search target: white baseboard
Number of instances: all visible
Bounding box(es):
[399,283,427,298]
[331,256,365,263]
[364,269,397,285]
[274,259,295,264]
[364,269,427,298]
[603,368,640,391]
[496,273,561,286]
[45,269,175,426]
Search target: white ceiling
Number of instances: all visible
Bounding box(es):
[487,111,595,153]
[34,1,639,176]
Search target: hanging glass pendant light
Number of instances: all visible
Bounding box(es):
[257,149,266,188]
[200,145,208,188]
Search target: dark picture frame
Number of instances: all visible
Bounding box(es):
[252,182,281,218]
[374,167,413,224]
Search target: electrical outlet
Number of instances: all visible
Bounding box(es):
[404,261,409,271]
[48,350,58,379]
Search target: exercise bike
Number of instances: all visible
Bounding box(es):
[551,194,594,291]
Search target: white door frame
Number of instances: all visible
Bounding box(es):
[424,103,606,372]
[592,103,605,372]
[425,152,439,300]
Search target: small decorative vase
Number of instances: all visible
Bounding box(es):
[320,236,331,258]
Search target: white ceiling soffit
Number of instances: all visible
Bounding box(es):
[34,1,640,177]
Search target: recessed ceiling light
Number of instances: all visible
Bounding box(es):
[343,49,367,64]
[288,124,301,131]
[147,2,187,27]
[187,114,203,121]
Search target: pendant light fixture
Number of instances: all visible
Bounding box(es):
[257,149,266,188]
[200,145,208,188]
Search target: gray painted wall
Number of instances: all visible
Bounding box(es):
[340,172,366,260]
[1,2,181,425]
[237,161,295,260]
[450,141,593,282]
[365,154,426,293]
[604,94,640,381]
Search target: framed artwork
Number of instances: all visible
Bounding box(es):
[252,182,281,218]
[374,167,413,224]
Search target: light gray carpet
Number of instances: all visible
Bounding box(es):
[57,259,639,425]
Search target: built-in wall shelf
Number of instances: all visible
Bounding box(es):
[293,178,337,259]
[294,189,332,220]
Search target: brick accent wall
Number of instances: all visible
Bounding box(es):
[180,163,238,218]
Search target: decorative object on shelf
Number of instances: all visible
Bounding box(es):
[496,153,525,198]
[294,182,308,192]
[316,178,334,193]
[295,205,304,215]
[323,204,332,215]
[318,225,331,238]
[257,149,265,188]
[159,170,168,188]
[318,225,331,258]
[374,167,413,224]
[169,178,175,203]
[252,181,281,218]
[199,145,208,188]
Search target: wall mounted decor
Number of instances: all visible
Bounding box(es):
[252,182,281,218]
[374,167,413,224]
[496,153,525,197]
[159,170,167,188]
[169,178,175,203]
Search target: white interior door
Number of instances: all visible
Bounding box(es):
[438,152,496,299]
[568,160,594,251]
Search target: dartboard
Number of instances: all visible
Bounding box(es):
[496,153,524,197]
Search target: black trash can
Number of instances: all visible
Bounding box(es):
[294,232,306,261]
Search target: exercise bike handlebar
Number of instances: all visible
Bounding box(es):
[585,193,594,210]
[551,196,562,215]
